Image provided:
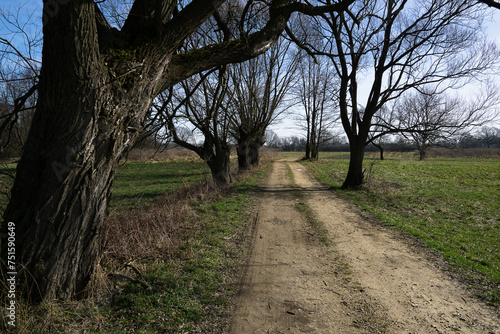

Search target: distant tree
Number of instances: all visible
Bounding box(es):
[265,129,282,148]
[295,51,338,160]
[479,126,499,148]
[154,8,235,185]
[163,66,233,185]
[229,35,299,171]
[0,5,41,158]
[394,87,497,160]
[0,71,37,158]
[281,136,307,152]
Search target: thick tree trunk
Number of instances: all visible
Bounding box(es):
[311,144,319,160]
[1,56,149,302]
[419,146,427,160]
[341,139,366,189]
[237,132,262,171]
[236,136,252,172]
[206,148,232,185]
[305,136,311,159]
[0,0,153,300]
[419,150,426,160]
[249,137,261,166]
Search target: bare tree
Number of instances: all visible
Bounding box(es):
[0,4,41,158]
[393,87,498,160]
[295,51,338,160]
[0,69,37,158]
[0,0,355,301]
[479,126,499,148]
[265,129,282,148]
[368,106,395,160]
[162,66,234,184]
[288,0,499,188]
[229,35,299,171]
[151,7,236,185]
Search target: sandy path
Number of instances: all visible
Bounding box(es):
[227,159,500,333]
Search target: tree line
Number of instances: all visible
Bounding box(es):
[272,126,500,154]
[0,0,499,302]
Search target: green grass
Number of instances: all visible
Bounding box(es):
[99,166,270,333]
[110,160,211,210]
[303,155,500,306]
[0,160,211,213]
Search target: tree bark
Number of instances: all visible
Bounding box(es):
[236,130,263,171]
[341,138,366,189]
[419,147,427,160]
[236,135,252,172]
[311,145,319,160]
[206,147,232,185]
[249,137,262,166]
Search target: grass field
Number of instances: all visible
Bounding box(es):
[0,159,211,214]
[110,159,211,211]
[1,150,499,332]
[302,154,500,305]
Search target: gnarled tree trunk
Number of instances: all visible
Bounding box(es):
[206,147,232,185]
[236,130,263,172]
[249,137,262,166]
[236,133,252,172]
[1,1,154,300]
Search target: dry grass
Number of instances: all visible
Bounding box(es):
[103,181,222,267]
[127,146,283,163]
[126,147,200,162]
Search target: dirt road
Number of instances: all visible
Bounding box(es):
[227,159,500,333]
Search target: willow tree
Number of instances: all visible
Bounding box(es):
[163,65,234,185]
[229,35,299,171]
[0,0,354,301]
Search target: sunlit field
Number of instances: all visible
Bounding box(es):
[302,152,500,305]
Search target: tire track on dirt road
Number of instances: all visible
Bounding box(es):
[228,159,500,333]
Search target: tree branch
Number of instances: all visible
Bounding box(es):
[159,0,354,92]
[477,0,500,10]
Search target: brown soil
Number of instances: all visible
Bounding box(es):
[227,159,500,334]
